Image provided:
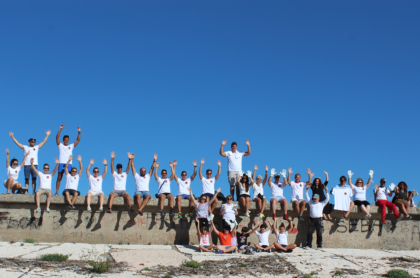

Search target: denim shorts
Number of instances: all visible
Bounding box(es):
[24,165,37,181]
[134,191,151,198]
[58,163,72,173]
[205,193,214,199]
[177,194,191,200]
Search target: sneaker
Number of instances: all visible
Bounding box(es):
[54,193,58,196]
[170,209,175,215]
[366,213,371,218]
[107,208,113,214]
[407,215,412,219]
[283,214,288,220]
[267,249,272,253]
[257,249,263,252]
[317,246,323,250]
[178,212,182,219]
[160,210,165,216]
[260,213,265,218]
[87,206,92,212]
[397,214,404,221]
[208,214,214,221]
[46,208,50,213]
[245,211,250,217]
[382,220,387,224]
[128,208,134,213]
[69,206,74,210]
[98,206,103,212]
[186,213,193,219]
[303,246,311,250]
[217,250,224,254]
[298,215,304,221]
[36,207,41,213]
[272,214,277,219]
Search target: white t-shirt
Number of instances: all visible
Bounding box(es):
[331,187,353,211]
[239,183,250,195]
[177,178,191,196]
[134,173,150,192]
[38,172,53,190]
[270,182,286,197]
[112,172,127,191]
[353,185,367,201]
[23,145,39,166]
[157,177,171,194]
[65,173,80,190]
[276,231,288,245]
[201,177,215,195]
[221,203,236,219]
[255,230,271,245]
[58,143,74,164]
[6,166,21,180]
[253,183,264,198]
[89,175,103,191]
[290,181,306,200]
[375,187,390,200]
[225,151,245,172]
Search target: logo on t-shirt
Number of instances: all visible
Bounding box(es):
[210,180,213,183]
[15,171,17,173]
[300,184,302,187]
[185,182,188,184]
[362,188,364,190]
[164,180,167,183]
[33,148,35,151]
[97,179,99,181]
[344,192,347,195]
[68,147,71,149]
[47,176,49,179]
[143,176,146,179]
[74,177,77,179]
[121,175,124,178]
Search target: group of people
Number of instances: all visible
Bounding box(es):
[4,127,418,250]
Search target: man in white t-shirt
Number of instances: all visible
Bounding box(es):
[287,168,313,220]
[108,152,132,213]
[131,153,157,215]
[220,140,251,201]
[63,155,83,210]
[154,161,175,216]
[199,158,221,220]
[31,158,59,213]
[331,176,354,220]
[268,169,289,220]
[55,125,81,196]
[86,158,108,212]
[4,149,30,194]
[9,130,51,193]
[173,159,197,219]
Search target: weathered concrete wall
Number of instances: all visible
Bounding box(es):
[0,194,419,250]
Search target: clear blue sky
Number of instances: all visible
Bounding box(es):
[1,0,419,204]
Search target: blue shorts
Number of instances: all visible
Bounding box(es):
[58,163,72,173]
[178,194,191,200]
[134,191,151,198]
[205,193,214,199]
[24,165,37,181]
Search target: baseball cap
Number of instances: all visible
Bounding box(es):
[313,194,320,199]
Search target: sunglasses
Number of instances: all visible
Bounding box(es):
[13,163,18,166]
[140,170,146,172]
[357,181,362,184]
[44,167,49,170]
[181,174,187,176]
[93,171,99,173]
[71,170,77,173]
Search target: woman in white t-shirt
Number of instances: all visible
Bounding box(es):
[270,217,297,252]
[236,172,253,216]
[374,178,403,224]
[268,168,289,220]
[86,158,107,212]
[154,161,175,216]
[4,148,30,194]
[287,168,313,221]
[220,195,238,231]
[348,170,373,218]
[252,165,268,218]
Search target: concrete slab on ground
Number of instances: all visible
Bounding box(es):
[0,243,48,258]
[322,248,396,257]
[110,245,171,250]
[21,243,110,261]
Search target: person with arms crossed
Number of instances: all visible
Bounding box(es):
[9,130,51,193]
[63,155,83,210]
[154,161,175,216]
[55,125,81,195]
[331,176,354,220]
[252,165,268,218]
[86,158,107,212]
[108,152,132,213]
[287,168,313,220]
[4,149,30,194]
[304,183,329,249]
[199,158,221,220]
[131,153,157,215]
[32,158,59,213]
[374,179,404,224]
[268,168,289,220]
[348,170,373,218]
[220,140,251,201]
[173,159,197,219]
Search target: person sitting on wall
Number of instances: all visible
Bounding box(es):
[374,178,404,224]
[86,158,107,212]
[173,159,197,219]
[63,155,83,210]
[252,165,268,218]
[131,153,156,215]
[154,161,175,216]
[287,168,313,220]
[348,170,373,218]
[331,176,354,220]
[392,181,413,219]
[32,158,59,213]
[4,148,30,194]
[108,152,132,213]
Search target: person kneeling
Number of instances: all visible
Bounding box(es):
[272,217,297,252]
[63,155,82,210]
[211,220,236,254]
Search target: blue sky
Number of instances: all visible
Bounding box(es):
[1,0,419,204]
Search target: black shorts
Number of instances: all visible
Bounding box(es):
[354,200,370,207]
[158,193,172,197]
[63,189,80,196]
[261,245,268,248]
[239,194,250,199]
[323,203,334,214]
[196,218,209,231]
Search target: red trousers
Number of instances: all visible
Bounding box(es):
[376,199,400,221]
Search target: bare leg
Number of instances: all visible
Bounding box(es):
[135,195,142,211]
[98,193,104,207]
[230,186,235,200]
[210,198,218,214]
[46,192,52,208]
[188,198,194,214]
[274,242,287,251]
[167,194,174,210]
[359,204,368,214]
[239,197,245,211]
[236,184,240,201]
[396,202,408,215]
[263,245,274,251]
[12,183,22,193]
[87,192,92,207]
[177,195,182,212]
[199,244,215,252]
[139,195,150,212]
[71,192,78,206]
[123,193,131,209]
[344,201,354,218]
[292,200,299,213]
[405,203,411,215]
[254,244,264,251]
[254,198,262,213]
[32,179,36,193]
[108,193,116,209]
[245,197,251,213]
[271,198,278,217]
[5,178,14,194]
[261,198,267,214]
[299,200,306,214]
[64,192,72,205]
[366,205,371,214]
[159,194,166,210]
[56,172,63,194]
[36,191,41,208]
[279,199,288,216]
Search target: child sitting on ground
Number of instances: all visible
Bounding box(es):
[237,220,260,254]
[210,220,237,254]
[196,218,215,252]
[254,220,274,252]
[268,217,297,252]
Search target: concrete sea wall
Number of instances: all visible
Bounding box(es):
[1,194,419,250]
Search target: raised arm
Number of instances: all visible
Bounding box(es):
[50,158,60,176]
[20,151,30,169]
[56,125,64,145]
[154,162,160,181]
[125,153,132,174]
[262,165,268,185]
[266,219,274,232]
[64,155,72,175]
[210,220,219,235]
[287,168,292,186]
[324,171,329,183]
[286,216,294,234]
[244,140,251,156]
[73,127,81,147]
[187,187,197,206]
[5,149,9,168]
[77,155,83,177]
[149,154,157,177]
[209,188,221,205]
[374,184,379,199]
[38,130,51,149]
[219,140,227,157]
[30,158,40,176]
[321,187,330,205]
[272,218,278,234]
[305,185,311,203]
[252,165,258,181]
[366,170,374,189]
[348,170,354,188]
[199,158,204,180]
[102,159,108,179]
[268,168,274,187]
[215,160,221,180]
[190,160,197,181]
[306,168,314,185]
[86,159,94,178]
[172,160,178,181]
[110,152,115,174]
[169,161,175,181]
[9,132,24,149]
[131,154,137,176]
[249,220,262,235]
[196,219,202,237]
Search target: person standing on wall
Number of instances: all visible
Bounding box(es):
[55,125,81,195]
[9,131,51,193]
[219,140,251,201]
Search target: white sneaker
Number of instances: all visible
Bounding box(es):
[87,206,92,212]
[208,214,214,221]
[46,208,50,213]
[36,207,41,213]
[366,213,371,218]
[245,211,250,217]
[397,214,404,221]
[98,206,103,212]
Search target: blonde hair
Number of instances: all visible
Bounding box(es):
[355,178,364,187]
